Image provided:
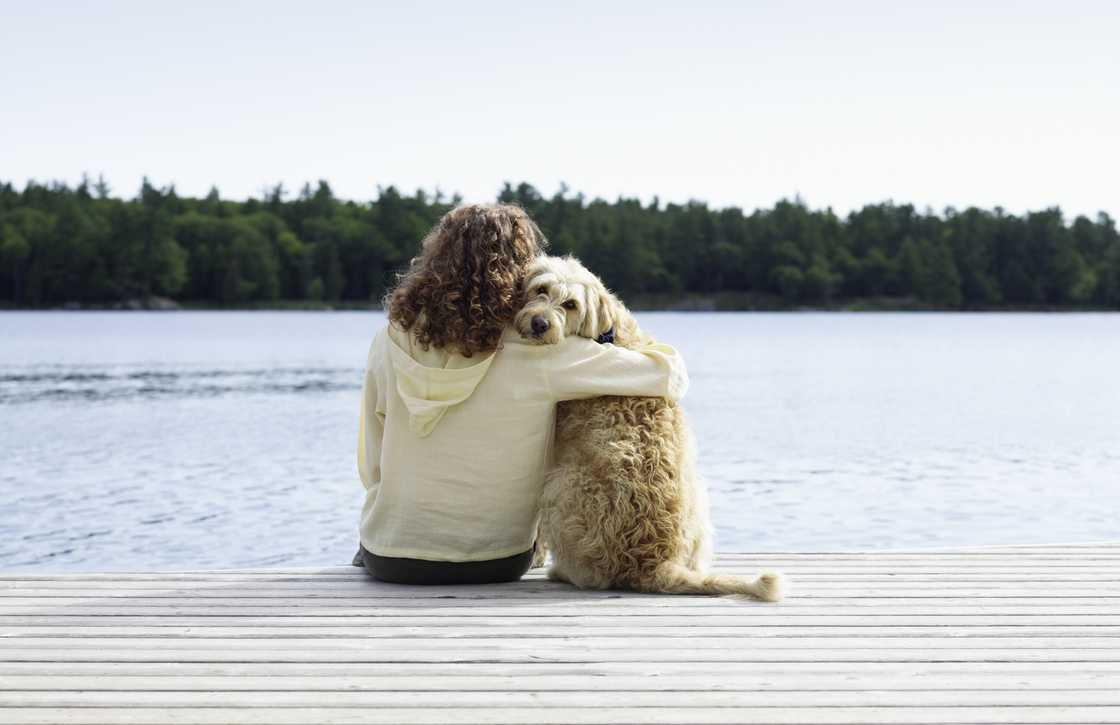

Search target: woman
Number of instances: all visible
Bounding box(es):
[357,203,688,584]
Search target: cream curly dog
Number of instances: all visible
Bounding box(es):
[515,256,783,601]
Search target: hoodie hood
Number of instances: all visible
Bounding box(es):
[386,331,495,437]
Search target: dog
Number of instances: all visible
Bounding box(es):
[515,256,783,601]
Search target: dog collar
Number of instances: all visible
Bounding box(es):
[595,326,615,344]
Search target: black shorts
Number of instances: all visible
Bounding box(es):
[358,544,534,585]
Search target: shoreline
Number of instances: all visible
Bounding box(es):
[2,297,1117,313]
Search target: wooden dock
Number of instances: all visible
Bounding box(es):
[2,543,1119,724]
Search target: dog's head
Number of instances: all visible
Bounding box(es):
[515,256,619,345]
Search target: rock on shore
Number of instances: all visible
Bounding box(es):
[112,296,181,311]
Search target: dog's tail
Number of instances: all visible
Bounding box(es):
[649,562,783,601]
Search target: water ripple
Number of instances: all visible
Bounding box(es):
[0,365,362,404]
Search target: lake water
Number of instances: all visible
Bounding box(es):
[1,311,1118,571]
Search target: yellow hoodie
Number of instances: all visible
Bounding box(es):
[357,324,689,562]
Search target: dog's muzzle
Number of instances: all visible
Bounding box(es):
[531,315,550,336]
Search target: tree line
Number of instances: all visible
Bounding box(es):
[1,177,1118,309]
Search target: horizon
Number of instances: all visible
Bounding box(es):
[2,1,1118,219]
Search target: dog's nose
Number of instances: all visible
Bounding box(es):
[531,316,550,335]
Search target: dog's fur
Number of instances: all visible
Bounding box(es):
[515,256,782,601]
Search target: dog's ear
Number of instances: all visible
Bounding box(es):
[579,284,614,340]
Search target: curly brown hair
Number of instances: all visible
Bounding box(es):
[386,203,547,357]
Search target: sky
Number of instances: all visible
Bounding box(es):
[2,1,1118,217]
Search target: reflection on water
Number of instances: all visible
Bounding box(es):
[1,311,1119,571]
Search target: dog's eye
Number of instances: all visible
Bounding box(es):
[562,300,577,310]
[537,286,548,295]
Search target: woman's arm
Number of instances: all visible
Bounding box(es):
[545,337,689,403]
[357,343,387,496]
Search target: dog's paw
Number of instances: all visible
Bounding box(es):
[546,565,572,585]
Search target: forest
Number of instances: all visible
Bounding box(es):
[1,177,1118,310]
